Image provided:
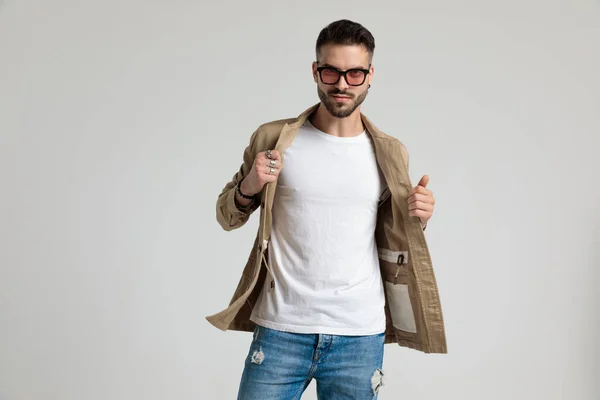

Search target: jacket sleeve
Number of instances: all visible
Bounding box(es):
[216,127,262,231]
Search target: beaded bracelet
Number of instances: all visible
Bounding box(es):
[236,179,255,200]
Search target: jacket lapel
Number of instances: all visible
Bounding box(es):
[261,103,407,244]
[263,104,320,224]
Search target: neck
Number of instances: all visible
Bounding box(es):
[308,103,365,137]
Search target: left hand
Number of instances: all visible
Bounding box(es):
[408,175,435,227]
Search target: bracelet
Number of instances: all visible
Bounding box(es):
[236,180,255,200]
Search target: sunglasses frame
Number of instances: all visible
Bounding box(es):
[316,64,371,86]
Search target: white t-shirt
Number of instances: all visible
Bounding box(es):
[249,119,387,335]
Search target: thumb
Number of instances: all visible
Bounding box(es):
[417,175,429,187]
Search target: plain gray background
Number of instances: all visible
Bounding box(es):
[1,0,599,399]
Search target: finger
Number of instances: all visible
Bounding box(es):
[256,157,281,168]
[409,209,429,219]
[261,165,281,176]
[259,162,281,173]
[262,173,278,183]
[408,200,434,212]
[408,193,435,205]
[409,185,431,197]
[418,175,429,187]
[260,158,281,168]
[262,149,281,160]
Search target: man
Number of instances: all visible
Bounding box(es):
[206,19,447,400]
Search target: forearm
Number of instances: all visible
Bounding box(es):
[216,129,261,230]
[234,178,255,209]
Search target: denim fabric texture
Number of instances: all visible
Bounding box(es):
[237,325,386,400]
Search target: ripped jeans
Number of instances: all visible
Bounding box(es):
[237,324,385,400]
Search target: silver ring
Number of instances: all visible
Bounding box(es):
[266,149,272,159]
[269,159,276,167]
[269,167,275,175]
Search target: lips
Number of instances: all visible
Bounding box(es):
[331,95,351,101]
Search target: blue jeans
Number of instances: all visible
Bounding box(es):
[237,325,386,399]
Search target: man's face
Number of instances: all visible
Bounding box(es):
[313,44,374,118]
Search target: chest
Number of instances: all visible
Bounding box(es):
[276,130,387,203]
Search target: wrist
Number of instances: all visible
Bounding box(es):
[239,178,257,198]
[234,184,254,211]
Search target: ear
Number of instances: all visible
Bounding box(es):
[312,61,318,83]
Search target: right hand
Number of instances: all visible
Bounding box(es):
[240,149,282,196]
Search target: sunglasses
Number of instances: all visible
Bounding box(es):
[316,64,371,86]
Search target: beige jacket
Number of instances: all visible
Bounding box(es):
[206,103,447,354]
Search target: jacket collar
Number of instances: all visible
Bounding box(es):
[266,102,392,220]
[262,102,397,253]
[286,102,388,140]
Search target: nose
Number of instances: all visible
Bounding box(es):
[334,73,349,91]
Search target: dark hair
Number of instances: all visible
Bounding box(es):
[315,19,375,63]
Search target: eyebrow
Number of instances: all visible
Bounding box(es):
[319,63,369,70]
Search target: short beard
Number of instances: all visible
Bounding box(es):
[317,86,368,118]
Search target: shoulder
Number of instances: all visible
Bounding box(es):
[247,117,296,152]
[257,117,295,137]
[374,128,409,158]
[372,128,409,169]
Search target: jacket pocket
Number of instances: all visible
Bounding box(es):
[384,281,417,333]
[379,248,417,334]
